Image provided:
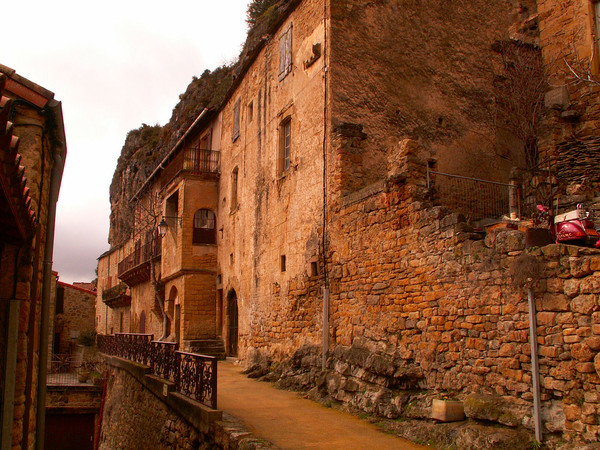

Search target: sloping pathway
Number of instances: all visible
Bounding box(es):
[217,360,427,449]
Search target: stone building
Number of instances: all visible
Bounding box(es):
[48,273,96,358]
[99,0,600,444]
[0,66,66,449]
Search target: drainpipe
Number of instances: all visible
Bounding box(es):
[36,99,66,450]
[321,0,330,371]
[528,287,543,443]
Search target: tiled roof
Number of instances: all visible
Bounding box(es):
[0,74,36,242]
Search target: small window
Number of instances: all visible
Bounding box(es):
[280,255,287,272]
[279,118,291,174]
[248,101,254,123]
[193,209,216,244]
[231,167,239,210]
[56,286,64,314]
[279,24,293,80]
[310,261,319,277]
[232,99,241,142]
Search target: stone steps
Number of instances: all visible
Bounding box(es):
[186,339,227,360]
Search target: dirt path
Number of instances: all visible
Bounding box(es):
[217,360,427,449]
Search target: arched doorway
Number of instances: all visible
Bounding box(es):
[227,290,238,357]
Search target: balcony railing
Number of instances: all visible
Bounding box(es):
[118,239,161,286]
[102,282,131,308]
[161,147,220,188]
[97,333,217,409]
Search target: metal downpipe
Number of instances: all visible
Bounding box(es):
[528,287,543,443]
[35,100,65,450]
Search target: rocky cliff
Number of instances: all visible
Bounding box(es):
[108,0,299,246]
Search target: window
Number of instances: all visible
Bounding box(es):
[280,255,287,272]
[279,118,291,174]
[193,209,216,244]
[55,286,64,314]
[279,24,293,80]
[231,167,239,210]
[232,99,241,142]
[248,101,254,123]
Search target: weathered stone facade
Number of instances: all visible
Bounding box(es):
[49,277,96,356]
[537,0,600,193]
[98,0,600,445]
[0,65,66,449]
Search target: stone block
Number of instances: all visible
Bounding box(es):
[431,399,465,422]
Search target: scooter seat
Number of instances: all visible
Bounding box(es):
[554,209,585,224]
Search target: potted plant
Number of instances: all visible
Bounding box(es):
[77,366,90,383]
[90,371,104,387]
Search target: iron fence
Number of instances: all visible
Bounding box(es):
[427,167,520,221]
[98,333,217,409]
[47,354,83,385]
[161,147,220,188]
[117,239,161,277]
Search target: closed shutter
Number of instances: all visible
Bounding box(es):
[232,99,241,141]
[279,25,293,80]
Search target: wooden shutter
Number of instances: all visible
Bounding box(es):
[232,99,241,141]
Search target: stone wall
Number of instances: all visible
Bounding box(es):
[242,146,600,445]
[537,0,600,192]
[328,0,531,186]
[217,0,327,357]
[99,357,269,449]
[96,245,130,335]
[0,66,65,449]
[51,281,96,355]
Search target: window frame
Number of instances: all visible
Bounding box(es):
[192,209,216,245]
[278,117,292,175]
[279,24,293,81]
[231,166,239,211]
[232,99,241,142]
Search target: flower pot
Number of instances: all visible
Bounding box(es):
[77,370,90,383]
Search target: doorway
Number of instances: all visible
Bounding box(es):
[227,290,238,357]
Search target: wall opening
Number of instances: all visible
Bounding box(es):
[226,289,238,357]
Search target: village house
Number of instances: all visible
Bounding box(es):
[47,272,96,359]
[98,0,600,444]
[0,66,66,450]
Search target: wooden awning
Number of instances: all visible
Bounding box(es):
[0,74,36,243]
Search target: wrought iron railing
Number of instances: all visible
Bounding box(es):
[47,354,79,385]
[427,167,521,221]
[102,283,127,301]
[161,147,220,188]
[98,333,217,409]
[117,239,161,278]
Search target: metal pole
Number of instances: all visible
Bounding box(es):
[322,287,329,370]
[528,287,543,442]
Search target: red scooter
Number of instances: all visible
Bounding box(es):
[537,204,600,248]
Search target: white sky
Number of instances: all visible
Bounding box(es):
[3,0,251,283]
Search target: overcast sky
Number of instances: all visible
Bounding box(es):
[3,1,251,283]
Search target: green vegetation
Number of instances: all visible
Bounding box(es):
[246,0,279,27]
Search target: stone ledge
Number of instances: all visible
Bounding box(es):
[103,356,273,448]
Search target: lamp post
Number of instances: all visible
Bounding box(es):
[158,216,182,237]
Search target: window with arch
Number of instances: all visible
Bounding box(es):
[193,209,216,244]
